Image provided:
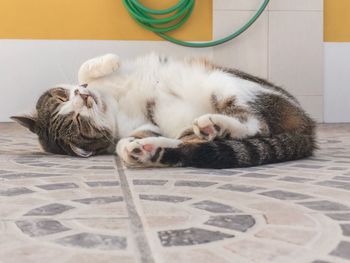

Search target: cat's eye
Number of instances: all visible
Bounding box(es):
[53,88,69,102]
[57,97,66,102]
[75,114,81,127]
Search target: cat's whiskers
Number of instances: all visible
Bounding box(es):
[56,61,74,84]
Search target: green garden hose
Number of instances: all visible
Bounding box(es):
[122,0,270,48]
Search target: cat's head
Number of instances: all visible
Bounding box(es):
[11,85,116,157]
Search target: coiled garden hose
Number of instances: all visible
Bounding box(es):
[122,0,270,48]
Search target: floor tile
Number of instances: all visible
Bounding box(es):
[1,123,350,262]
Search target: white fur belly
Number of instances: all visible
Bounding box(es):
[155,99,212,138]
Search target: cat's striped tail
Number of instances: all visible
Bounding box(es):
[160,133,317,169]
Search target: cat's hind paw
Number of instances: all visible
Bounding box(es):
[193,114,225,141]
[116,137,181,167]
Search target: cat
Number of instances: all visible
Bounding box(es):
[11,53,316,168]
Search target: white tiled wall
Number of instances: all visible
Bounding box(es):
[268,0,323,11]
[213,0,324,122]
[324,43,350,123]
[214,0,267,11]
[269,11,324,121]
[213,11,268,78]
[0,0,324,122]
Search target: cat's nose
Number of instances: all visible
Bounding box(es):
[75,89,89,100]
[79,93,90,102]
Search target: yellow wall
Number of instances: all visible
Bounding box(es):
[0,0,212,41]
[325,0,350,42]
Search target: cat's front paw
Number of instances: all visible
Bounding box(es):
[116,137,181,167]
[100,54,120,72]
[193,114,224,141]
[79,54,120,84]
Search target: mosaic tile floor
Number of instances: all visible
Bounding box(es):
[1,123,350,263]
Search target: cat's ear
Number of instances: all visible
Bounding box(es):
[10,115,38,134]
[69,144,94,158]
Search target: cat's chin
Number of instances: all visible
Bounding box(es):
[91,91,109,115]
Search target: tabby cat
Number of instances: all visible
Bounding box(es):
[11,53,316,168]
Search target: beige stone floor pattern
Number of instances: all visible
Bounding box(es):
[1,123,350,263]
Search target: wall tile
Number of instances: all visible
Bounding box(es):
[269,0,323,11]
[269,11,324,96]
[214,0,268,11]
[214,0,324,12]
[213,11,268,78]
[324,43,350,123]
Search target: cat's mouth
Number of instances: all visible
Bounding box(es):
[74,89,98,108]
[80,93,96,108]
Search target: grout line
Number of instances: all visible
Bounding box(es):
[268,10,323,12]
[114,157,156,263]
[214,9,323,12]
[214,9,265,11]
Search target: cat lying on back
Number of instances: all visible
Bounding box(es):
[12,53,316,168]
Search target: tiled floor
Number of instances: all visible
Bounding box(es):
[1,123,350,263]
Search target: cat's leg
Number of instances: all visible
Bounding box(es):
[192,95,269,141]
[78,54,120,85]
[192,114,268,141]
[128,124,162,139]
[116,123,169,167]
[117,136,182,167]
